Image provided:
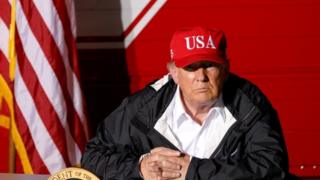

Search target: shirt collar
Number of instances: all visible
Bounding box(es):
[170,86,226,129]
[173,87,186,128]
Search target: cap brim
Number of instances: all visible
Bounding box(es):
[174,54,226,68]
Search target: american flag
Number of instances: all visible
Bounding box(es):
[0,0,89,174]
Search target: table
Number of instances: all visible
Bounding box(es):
[0,173,50,180]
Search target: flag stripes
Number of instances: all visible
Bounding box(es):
[0,0,89,174]
[0,0,10,25]
[64,0,77,38]
[51,0,89,139]
[15,33,71,169]
[13,105,49,173]
[33,0,89,146]
[14,59,68,173]
[16,0,85,161]
[0,50,10,83]
[0,0,11,130]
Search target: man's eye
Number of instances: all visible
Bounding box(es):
[203,63,214,68]
[183,65,199,71]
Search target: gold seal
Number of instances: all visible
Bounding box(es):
[48,167,99,180]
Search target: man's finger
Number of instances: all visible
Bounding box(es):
[147,162,162,172]
[160,159,181,170]
[147,153,183,170]
[161,169,181,179]
[151,147,181,156]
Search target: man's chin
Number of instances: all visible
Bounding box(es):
[193,96,217,105]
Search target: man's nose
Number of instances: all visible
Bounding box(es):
[195,68,209,82]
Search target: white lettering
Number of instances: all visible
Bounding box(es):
[185,35,216,50]
[206,35,216,49]
[185,36,196,50]
[196,36,205,48]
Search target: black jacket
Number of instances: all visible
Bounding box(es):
[81,73,289,180]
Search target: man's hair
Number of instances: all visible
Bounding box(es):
[167,60,175,72]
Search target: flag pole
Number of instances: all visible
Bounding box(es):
[8,0,17,173]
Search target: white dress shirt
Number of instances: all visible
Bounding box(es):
[155,87,236,159]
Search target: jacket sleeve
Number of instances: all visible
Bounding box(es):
[81,96,143,180]
[186,114,289,180]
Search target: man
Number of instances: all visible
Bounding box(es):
[81,26,289,179]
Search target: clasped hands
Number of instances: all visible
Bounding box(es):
[139,147,190,180]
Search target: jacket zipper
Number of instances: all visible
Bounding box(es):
[211,106,256,158]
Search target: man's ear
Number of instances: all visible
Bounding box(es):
[167,62,178,84]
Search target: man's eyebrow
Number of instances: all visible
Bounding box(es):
[183,62,220,70]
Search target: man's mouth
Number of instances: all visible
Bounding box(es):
[194,88,209,92]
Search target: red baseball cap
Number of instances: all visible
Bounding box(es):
[170,26,228,68]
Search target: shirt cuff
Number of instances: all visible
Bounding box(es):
[138,152,151,178]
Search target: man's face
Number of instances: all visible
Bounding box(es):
[171,61,227,106]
